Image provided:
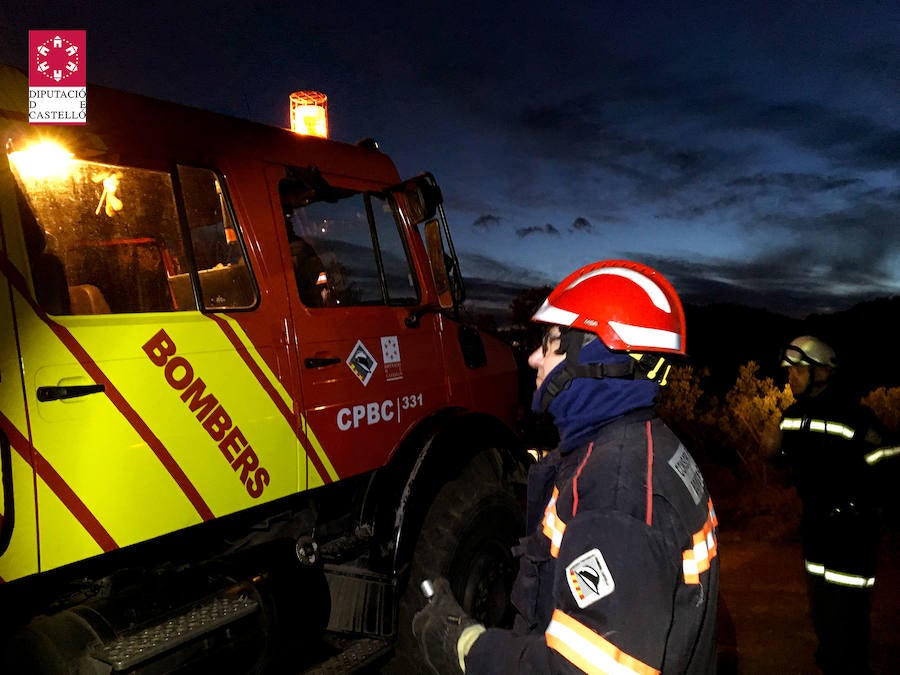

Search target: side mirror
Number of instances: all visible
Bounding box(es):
[400,173,443,224]
[394,172,465,319]
[424,219,453,309]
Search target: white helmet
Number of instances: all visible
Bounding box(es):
[781,335,837,368]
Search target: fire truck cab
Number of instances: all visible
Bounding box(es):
[0,64,527,672]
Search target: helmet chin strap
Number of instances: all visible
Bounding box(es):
[537,331,671,412]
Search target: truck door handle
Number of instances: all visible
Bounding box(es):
[37,384,105,402]
[304,357,341,369]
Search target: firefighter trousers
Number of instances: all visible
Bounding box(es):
[806,571,873,675]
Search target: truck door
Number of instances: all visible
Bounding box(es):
[0,153,40,583]
[274,169,448,483]
[3,145,303,577]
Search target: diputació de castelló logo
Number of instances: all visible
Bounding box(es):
[28,30,87,125]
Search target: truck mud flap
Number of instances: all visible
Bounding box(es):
[323,564,394,636]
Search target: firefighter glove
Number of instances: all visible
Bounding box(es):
[412,577,485,674]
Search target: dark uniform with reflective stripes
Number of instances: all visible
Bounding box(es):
[778,385,885,674]
[466,409,718,674]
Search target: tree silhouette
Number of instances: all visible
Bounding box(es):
[509,285,553,330]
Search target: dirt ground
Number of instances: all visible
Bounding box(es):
[716,526,900,674]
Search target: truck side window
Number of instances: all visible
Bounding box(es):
[370,193,418,304]
[177,166,257,311]
[7,146,256,314]
[280,180,418,307]
[9,151,188,314]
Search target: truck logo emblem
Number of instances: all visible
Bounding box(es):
[381,336,403,381]
[347,340,378,386]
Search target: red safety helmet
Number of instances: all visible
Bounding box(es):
[532,260,686,355]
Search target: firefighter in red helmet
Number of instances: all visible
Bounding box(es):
[414,261,719,674]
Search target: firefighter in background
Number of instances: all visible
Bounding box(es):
[413,260,719,674]
[767,335,891,674]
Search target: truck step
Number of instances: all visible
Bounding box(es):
[90,592,259,671]
[301,635,393,674]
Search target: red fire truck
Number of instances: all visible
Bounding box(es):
[0,64,528,672]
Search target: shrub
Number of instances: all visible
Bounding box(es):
[862,387,900,433]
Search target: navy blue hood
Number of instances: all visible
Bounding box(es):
[533,338,659,453]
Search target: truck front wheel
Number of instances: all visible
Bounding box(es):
[388,449,524,672]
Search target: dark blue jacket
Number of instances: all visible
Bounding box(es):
[467,408,719,674]
[779,386,886,578]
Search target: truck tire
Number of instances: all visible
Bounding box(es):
[386,449,524,673]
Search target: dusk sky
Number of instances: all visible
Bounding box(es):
[3,1,900,318]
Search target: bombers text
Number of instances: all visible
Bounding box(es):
[143,329,270,498]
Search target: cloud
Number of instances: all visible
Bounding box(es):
[663,171,865,222]
[772,200,900,277]
[516,223,561,238]
[728,173,860,192]
[458,251,553,287]
[638,247,899,319]
[473,214,502,229]
[570,217,593,233]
